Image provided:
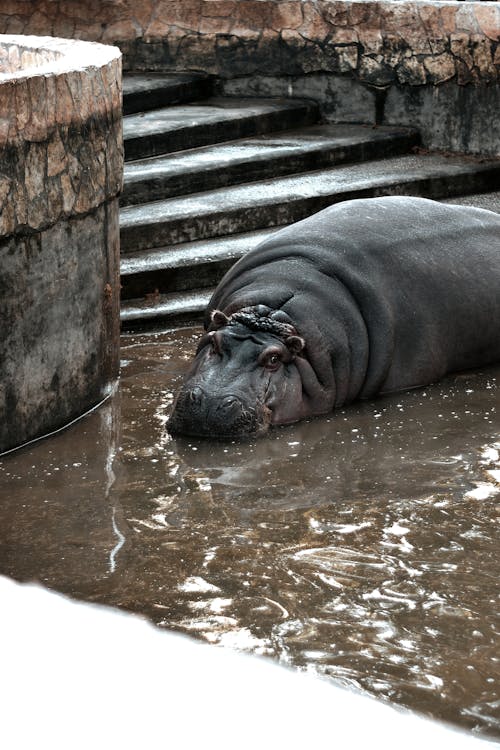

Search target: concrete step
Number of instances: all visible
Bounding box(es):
[121,288,213,331]
[443,190,500,213]
[121,228,279,300]
[120,153,500,253]
[123,97,320,161]
[122,72,215,115]
[121,124,420,207]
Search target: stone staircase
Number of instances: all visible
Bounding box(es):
[120,73,500,331]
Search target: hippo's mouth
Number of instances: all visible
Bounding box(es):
[167,387,272,439]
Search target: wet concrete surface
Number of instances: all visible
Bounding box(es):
[120,154,500,252]
[445,191,500,215]
[1,327,500,738]
[122,72,214,116]
[121,124,419,206]
[123,97,318,160]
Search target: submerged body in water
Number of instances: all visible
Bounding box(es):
[168,196,500,438]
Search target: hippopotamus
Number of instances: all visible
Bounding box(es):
[168,196,500,438]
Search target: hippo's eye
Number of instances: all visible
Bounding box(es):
[261,350,282,371]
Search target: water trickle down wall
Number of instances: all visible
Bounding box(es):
[0,36,123,454]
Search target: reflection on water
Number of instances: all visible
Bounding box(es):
[1,327,499,738]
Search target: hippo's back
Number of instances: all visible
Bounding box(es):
[208,197,500,399]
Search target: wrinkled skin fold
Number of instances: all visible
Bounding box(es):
[168,196,500,438]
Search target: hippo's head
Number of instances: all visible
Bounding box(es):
[167,307,308,438]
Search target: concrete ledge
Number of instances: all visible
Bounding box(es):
[2,575,497,749]
[0,35,123,454]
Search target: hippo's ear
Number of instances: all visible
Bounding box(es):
[210,309,230,330]
[285,335,305,355]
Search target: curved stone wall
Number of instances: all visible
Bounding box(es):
[0,35,122,454]
[0,1,498,155]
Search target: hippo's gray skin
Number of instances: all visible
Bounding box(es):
[168,196,500,438]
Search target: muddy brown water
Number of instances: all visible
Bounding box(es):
[1,327,500,739]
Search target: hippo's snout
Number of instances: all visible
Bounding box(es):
[168,385,268,438]
[188,386,242,417]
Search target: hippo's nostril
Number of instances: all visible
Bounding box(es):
[189,386,204,405]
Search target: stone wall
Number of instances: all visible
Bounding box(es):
[0,2,498,150]
[2,2,497,83]
[0,36,122,454]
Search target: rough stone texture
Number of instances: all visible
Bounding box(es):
[0,2,498,154]
[0,36,122,453]
[1,2,497,86]
[0,36,122,236]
